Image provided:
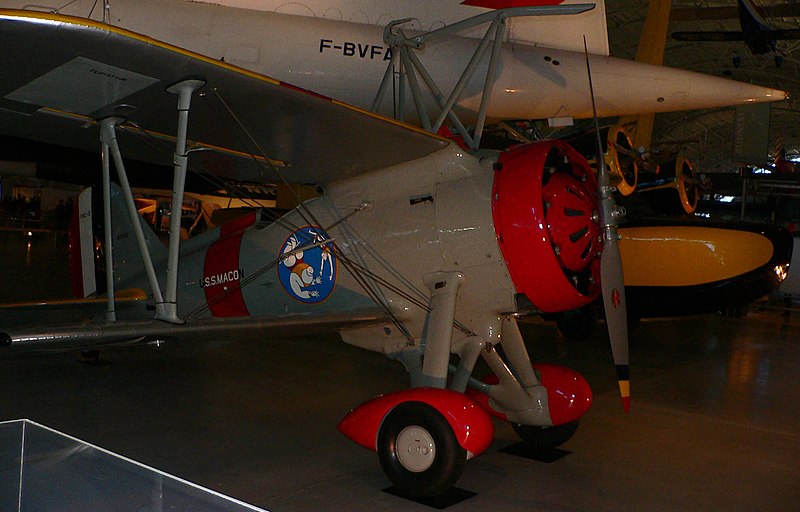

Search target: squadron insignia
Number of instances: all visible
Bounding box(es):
[277,226,336,303]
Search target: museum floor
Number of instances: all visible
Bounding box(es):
[0,233,798,511]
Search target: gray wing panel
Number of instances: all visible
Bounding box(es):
[0,309,389,354]
[0,10,449,184]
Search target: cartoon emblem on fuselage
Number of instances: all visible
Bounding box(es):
[277,226,336,303]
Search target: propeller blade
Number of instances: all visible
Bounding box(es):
[584,39,631,412]
[600,230,630,412]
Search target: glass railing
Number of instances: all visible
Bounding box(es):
[0,419,268,511]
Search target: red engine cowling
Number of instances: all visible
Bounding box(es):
[492,140,601,313]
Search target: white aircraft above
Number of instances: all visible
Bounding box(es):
[2,0,785,130]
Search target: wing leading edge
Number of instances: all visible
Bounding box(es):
[0,309,389,353]
[0,9,449,185]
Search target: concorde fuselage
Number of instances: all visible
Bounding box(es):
[5,0,786,122]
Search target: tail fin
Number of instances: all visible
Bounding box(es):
[69,184,166,298]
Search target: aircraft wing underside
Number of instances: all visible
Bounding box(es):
[0,307,389,353]
[0,9,448,185]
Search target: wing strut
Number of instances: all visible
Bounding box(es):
[100,118,167,319]
[100,125,116,322]
[162,80,205,324]
[96,79,204,325]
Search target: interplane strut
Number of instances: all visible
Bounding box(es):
[97,80,205,325]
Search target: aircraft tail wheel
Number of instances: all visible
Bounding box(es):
[378,402,466,498]
[512,419,580,454]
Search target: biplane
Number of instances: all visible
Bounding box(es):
[0,3,788,498]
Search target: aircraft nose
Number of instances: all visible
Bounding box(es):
[762,87,789,102]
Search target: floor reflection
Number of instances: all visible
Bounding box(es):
[0,231,71,302]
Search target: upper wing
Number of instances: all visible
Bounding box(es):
[0,9,449,185]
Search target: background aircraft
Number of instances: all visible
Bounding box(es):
[672,0,800,68]
[0,0,784,126]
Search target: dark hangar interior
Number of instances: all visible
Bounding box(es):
[0,1,798,511]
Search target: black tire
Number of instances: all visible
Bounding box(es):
[512,420,580,453]
[377,402,466,498]
[556,305,597,341]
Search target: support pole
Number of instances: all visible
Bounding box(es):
[99,118,167,319]
[499,317,540,388]
[741,175,748,220]
[371,47,398,112]
[396,55,406,123]
[471,18,506,150]
[449,336,486,393]
[399,45,432,131]
[163,79,205,324]
[431,26,495,133]
[405,49,474,147]
[100,140,116,322]
[480,345,551,425]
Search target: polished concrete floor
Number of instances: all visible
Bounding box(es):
[0,232,799,511]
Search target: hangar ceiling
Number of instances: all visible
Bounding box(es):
[605,0,800,173]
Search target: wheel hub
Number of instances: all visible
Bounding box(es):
[395,425,436,473]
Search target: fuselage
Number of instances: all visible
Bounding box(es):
[95,145,518,353]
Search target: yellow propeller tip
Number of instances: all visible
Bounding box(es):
[618,380,631,413]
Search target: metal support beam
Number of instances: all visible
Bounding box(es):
[472,17,506,149]
[100,140,116,322]
[399,45,432,131]
[430,23,495,135]
[371,47,398,113]
[741,176,748,220]
[449,335,486,393]
[162,79,205,324]
[480,344,551,426]
[99,118,167,319]
[499,317,540,388]
[404,49,474,147]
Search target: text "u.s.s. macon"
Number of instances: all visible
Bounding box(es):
[319,39,394,61]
